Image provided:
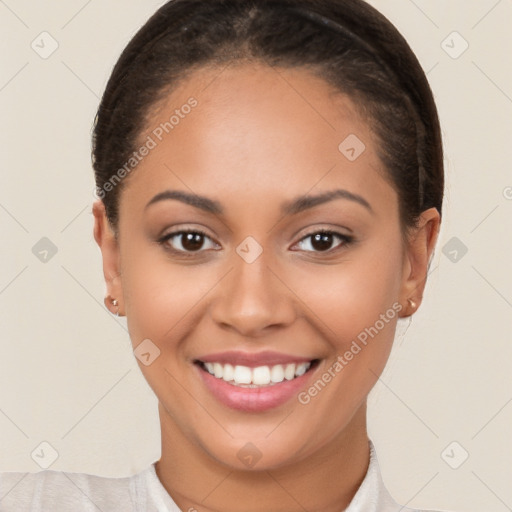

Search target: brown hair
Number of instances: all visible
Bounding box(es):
[92,0,444,233]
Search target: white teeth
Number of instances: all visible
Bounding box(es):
[295,363,309,377]
[233,365,252,384]
[253,366,271,385]
[270,364,285,383]
[223,363,235,381]
[201,361,313,386]
[284,363,296,380]
[213,362,223,378]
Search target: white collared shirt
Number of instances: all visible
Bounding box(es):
[345,441,445,512]
[0,440,447,511]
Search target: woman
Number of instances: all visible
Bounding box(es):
[0,0,451,510]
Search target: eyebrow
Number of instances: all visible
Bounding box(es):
[144,188,373,216]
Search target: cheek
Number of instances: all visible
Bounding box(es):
[121,248,220,347]
[121,254,216,405]
[287,243,403,347]
[288,249,403,434]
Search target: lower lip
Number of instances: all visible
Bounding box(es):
[195,362,318,412]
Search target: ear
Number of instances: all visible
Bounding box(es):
[92,200,124,316]
[398,207,441,318]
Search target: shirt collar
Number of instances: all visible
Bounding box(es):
[345,439,408,512]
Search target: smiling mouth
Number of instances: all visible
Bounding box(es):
[194,359,320,388]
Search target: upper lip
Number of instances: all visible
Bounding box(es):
[195,350,317,368]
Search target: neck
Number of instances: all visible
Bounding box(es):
[155,403,369,512]
[155,403,370,512]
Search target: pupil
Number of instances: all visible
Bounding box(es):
[182,233,203,251]
[312,233,332,251]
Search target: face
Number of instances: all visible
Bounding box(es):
[94,62,439,471]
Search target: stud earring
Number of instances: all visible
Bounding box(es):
[407,298,417,310]
[105,297,120,317]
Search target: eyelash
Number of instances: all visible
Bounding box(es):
[157,228,354,258]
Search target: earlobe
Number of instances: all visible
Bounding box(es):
[92,200,124,316]
[407,298,417,311]
[104,296,120,317]
[399,207,441,317]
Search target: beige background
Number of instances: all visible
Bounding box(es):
[1,1,511,511]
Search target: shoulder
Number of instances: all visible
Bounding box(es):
[345,440,453,512]
[396,506,449,512]
[402,509,450,512]
[0,466,153,512]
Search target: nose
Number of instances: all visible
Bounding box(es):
[209,249,296,338]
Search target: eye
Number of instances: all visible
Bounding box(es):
[294,229,353,253]
[158,228,353,257]
[158,229,218,255]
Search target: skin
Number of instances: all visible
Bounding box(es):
[93,62,440,512]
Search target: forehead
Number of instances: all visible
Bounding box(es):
[120,62,395,218]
